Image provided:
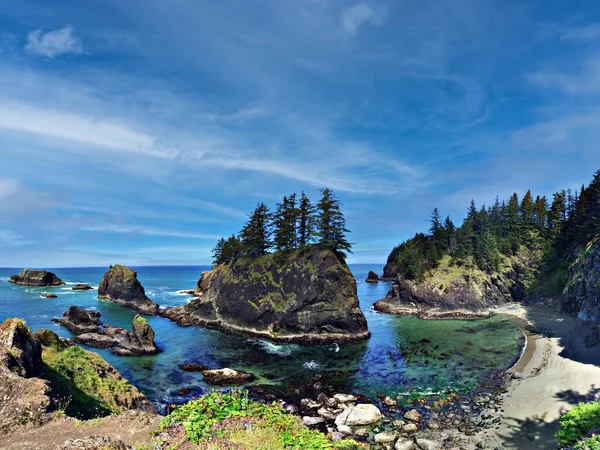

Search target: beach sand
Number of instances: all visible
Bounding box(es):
[477,303,600,450]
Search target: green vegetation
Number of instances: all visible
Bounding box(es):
[160,390,362,449]
[41,340,145,419]
[213,188,352,265]
[556,401,600,448]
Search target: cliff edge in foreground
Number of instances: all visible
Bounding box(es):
[161,246,370,344]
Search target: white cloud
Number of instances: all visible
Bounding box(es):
[25,26,83,58]
[0,177,19,200]
[528,53,600,95]
[340,3,383,35]
[561,24,600,42]
[80,224,221,240]
[0,100,170,156]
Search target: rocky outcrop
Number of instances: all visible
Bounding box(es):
[98,265,158,315]
[562,238,600,325]
[72,284,93,291]
[201,368,256,385]
[56,307,160,356]
[160,246,370,344]
[366,271,379,283]
[0,318,43,378]
[9,269,65,287]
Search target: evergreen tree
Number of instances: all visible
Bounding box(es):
[520,190,535,224]
[548,191,566,231]
[240,203,272,257]
[297,191,316,247]
[444,215,457,254]
[316,188,352,257]
[273,194,299,253]
[212,238,226,265]
[533,195,548,228]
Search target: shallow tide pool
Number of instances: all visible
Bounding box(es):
[0,265,524,412]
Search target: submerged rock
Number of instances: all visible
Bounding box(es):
[179,363,209,372]
[72,284,94,291]
[98,265,159,315]
[201,368,256,385]
[9,269,65,287]
[161,246,370,344]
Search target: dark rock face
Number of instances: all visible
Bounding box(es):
[98,265,159,315]
[56,307,159,356]
[374,272,509,319]
[9,269,65,287]
[382,260,399,280]
[160,247,370,344]
[201,368,256,385]
[366,271,379,283]
[0,318,43,378]
[43,293,58,298]
[562,238,600,323]
[72,284,94,291]
[59,306,102,334]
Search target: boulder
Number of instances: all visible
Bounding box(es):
[395,440,415,450]
[72,284,94,291]
[9,269,65,287]
[375,431,399,443]
[404,409,421,423]
[334,393,357,403]
[59,306,102,334]
[366,271,379,283]
[302,416,325,427]
[111,315,160,356]
[98,265,159,315]
[43,293,58,298]
[201,368,256,385]
[0,318,43,377]
[335,403,383,427]
[415,438,439,450]
[160,246,370,344]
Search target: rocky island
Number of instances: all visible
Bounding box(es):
[162,246,370,344]
[56,306,160,355]
[98,265,159,315]
[8,269,65,287]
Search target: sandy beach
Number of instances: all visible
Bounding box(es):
[476,303,600,449]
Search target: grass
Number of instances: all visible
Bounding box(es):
[160,390,364,449]
[40,338,145,419]
[556,401,600,448]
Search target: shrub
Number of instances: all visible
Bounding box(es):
[556,401,600,447]
[574,435,600,449]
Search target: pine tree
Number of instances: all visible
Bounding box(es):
[212,238,226,265]
[548,191,566,231]
[520,190,535,224]
[240,203,272,257]
[273,194,299,253]
[444,215,457,254]
[533,195,548,228]
[316,188,352,257]
[297,191,316,247]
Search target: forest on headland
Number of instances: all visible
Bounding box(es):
[386,169,600,294]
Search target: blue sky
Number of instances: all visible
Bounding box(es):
[1,0,599,267]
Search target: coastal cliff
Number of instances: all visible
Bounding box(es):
[161,246,370,344]
[98,265,159,315]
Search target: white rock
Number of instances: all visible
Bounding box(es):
[330,432,345,441]
[335,408,352,427]
[302,416,325,426]
[344,404,383,426]
[374,431,399,444]
[337,424,353,435]
[395,439,415,450]
[401,423,418,433]
[404,409,421,423]
[334,393,358,403]
[416,438,439,450]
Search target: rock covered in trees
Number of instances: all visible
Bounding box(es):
[98,265,159,315]
[9,269,65,286]
[56,307,160,355]
[366,271,379,283]
[162,246,370,344]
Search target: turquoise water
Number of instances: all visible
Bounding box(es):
[0,265,523,412]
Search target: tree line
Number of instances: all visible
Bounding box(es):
[212,188,352,265]
[388,168,600,282]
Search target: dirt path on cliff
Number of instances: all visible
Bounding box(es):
[477,304,600,450]
[0,411,160,450]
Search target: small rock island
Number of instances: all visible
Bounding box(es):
[9,269,65,287]
[98,265,159,315]
[162,189,370,344]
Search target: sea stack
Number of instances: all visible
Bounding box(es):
[161,246,370,344]
[9,269,65,287]
[98,265,159,315]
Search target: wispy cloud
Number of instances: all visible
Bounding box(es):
[528,53,600,94]
[80,224,221,240]
[340,3,383,35]
[561,23,600,42]
[25,25,83,58]
[0,177,19,200]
